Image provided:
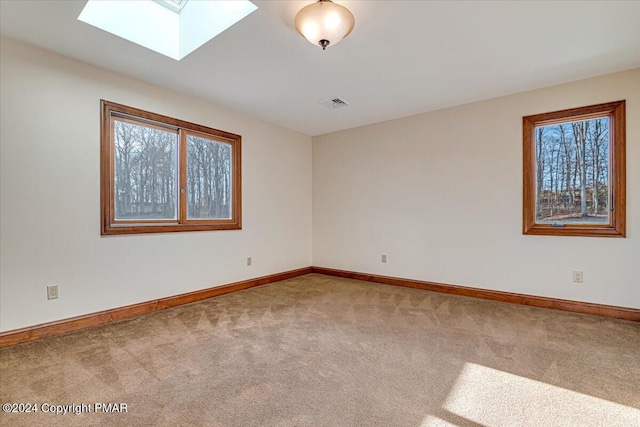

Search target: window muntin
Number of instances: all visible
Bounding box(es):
[523,101,625,237]
[101,101,241,235]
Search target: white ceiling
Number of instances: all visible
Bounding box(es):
[1,1,639,136]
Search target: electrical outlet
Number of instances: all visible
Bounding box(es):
[381,254,387,263]
[47,285,59,300]
[573,271,583,283]
[247,257,252,267]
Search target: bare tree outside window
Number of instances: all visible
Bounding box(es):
[186,134,232,219]
[114,119,178,220]
[534,117,609,225]
[523,101,625,237]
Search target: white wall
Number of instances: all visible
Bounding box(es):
[2,38,637,334]
[313,69,640,309]
[0,38,312,332]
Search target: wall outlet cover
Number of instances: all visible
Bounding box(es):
[47,285,59,300]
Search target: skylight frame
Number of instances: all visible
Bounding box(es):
[153,0,189,14]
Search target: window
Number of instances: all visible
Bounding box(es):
[523,101,625,237]
[101,100,241,235]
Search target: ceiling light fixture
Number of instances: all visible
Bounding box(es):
[294,0,355,51]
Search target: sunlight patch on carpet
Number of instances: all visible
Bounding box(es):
[422,362,639,427]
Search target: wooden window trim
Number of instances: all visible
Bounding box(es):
[101,100,242,235]
[523,100,625,237]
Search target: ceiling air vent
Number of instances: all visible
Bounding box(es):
[319,96,351,110]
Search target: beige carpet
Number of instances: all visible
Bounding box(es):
[1,274,639,426]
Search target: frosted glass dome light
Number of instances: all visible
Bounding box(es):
[294,0,355,51]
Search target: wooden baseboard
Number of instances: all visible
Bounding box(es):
[0,267,312,348]
[311,267,640,322]
[3,265,636,348]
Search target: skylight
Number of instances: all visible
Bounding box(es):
[78,0,257,60]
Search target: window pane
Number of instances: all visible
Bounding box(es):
[113,119,178,220]
[534,117,609,225]
[186,134,232,219]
